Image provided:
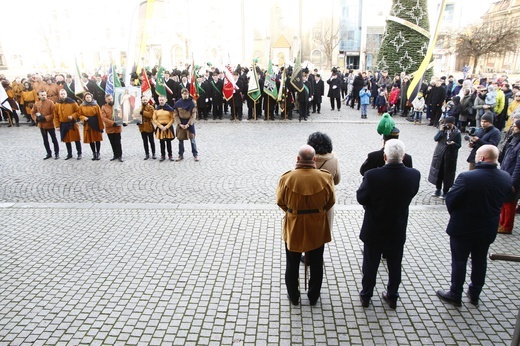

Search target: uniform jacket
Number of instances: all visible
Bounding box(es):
[100,104,122,134]
[42,83,60,103]
[360,148,413,176]
[53,98,81,142]
[31,99,55,130]
[78,102,104,143]
[357,163,420,246]
[446,163,511,243]
[276,167,336,252]
[153,105,175,140]
[327,77,341,98]
[135,103,155,133]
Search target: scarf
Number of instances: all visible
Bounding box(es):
[58,97,76,104]
[156,103,174,112]
[81,100,98,106]
[173,98,195,112]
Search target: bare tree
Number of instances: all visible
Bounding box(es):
[37,23,57,69]
[455,16,520,74]
[314,21,341,68]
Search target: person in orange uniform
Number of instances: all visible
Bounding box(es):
[42,77,60,103]
[153,95,175,161]
[100,94,123,162]
[134,94,156,160]
[78,92,104,160]
[31,90,59,159]
[54,89,82,160]
[21,81,38,125]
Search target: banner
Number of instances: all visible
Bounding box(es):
[290,52,304,93]
[223,65,235,101]
[74,58,86,95]
[141,68,152,99]
[263,60,278,100]
[247,59,261,102]
[155,65,166,97]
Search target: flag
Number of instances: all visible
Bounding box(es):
[141,68,152,99]
[113,66,121,88]
[74,58,86,95]
[247,59,261,102]
[0,85,13,112]
[277,68,286,102]
[155,65,166,97]
[407,0,448,101]
[263,60,278,100]
[106,65,115,97]
[189,61,200,101]
[222,65,236,101]
[290,53,304,93]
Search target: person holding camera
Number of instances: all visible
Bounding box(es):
[359,85,371,119]
[428,116,462,198]
[100,94,123,162]
[31,90,59,160]
[466,112,501,170]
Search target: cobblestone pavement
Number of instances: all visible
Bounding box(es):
[1,105,519,345]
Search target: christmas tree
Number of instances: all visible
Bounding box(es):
[377,0,430,77]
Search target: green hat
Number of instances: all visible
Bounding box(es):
[377,113,395,136]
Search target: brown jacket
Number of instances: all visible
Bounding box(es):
[42,83,60,103]
[78,103,104,143]
[100,104,122,134]
[54,99,81,142]
[31,99,55,129]
[153,107,175,140]
[276,167,335,252]
[174,102,197,140]
[134,103,155,133]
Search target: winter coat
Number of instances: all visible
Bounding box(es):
[359,88,371,105]
[428,127,462,188]
[276,167,335,252]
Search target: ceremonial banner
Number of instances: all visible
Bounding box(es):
[74,58,86,95]
[0,85,13,112]
[141,68,152,100]
[290,53,304,93]
[106,65,115,97]
[155,65,166,97]
[263,60,278,100]
[223,65,235,101]
[247,59,261,102]
[277,68,286,102]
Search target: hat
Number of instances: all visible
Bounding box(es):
[444,116,455,124]
[377,113,396,136]
[481,112,494,123]
[440,76,447,80]
[383,127,400,141]
[458,79,464,84]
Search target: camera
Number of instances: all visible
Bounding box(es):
[463,127,477,141]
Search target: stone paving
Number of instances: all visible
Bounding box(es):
[1,105,520,345]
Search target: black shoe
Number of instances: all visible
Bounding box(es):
[118,157,124,162]
[110,157,117,161]
[317,111,320,114]
[466,292,479,306]
[169,156,174,161]
[287,294,300,306]
[436,289,462,307]
[382,292,397,309]
[308,295,319,306]
[43,154,52,160]
[77,154,82,160]
[92,154,98,161]
[152,154,157,160]
[159,156,165,161]
[360,296,370,308]
[144,154,150,160]
[54,154,59,160]
[65,155,73,160]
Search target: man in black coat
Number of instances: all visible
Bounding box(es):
[360,127,413,176]
[466,111,501,170]
[428,79,447,127]
[327,71,341,111]
[437,145,511,307]
[90,74,106,107]
[312,74,325,114]
[357,139,420,309]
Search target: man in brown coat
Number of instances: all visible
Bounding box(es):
[54,89,82,160]
[31,90,59,159]
[276,145,336,306]
[101,94,123,162]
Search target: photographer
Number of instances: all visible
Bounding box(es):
[428,116,462,199]
[466,112,501,170]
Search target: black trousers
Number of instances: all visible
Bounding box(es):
[329,96,341,110]
[285,243,324,303]
[141,131,155,155]
[450,236,490,300]
[108,133,122,158]
[65,141,82,156]
[159,139,172,157]
[40,128,59,155]
[360,243,404,301]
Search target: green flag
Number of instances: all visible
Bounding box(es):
[155,65,166,97]
[113,65,122,88]
[290,53,304,93]
[247,59,261,102]
[263,60,278,100]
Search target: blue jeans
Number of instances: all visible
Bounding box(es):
[360,104,368,116]
[414,111,423,122]
[178,138,198,157]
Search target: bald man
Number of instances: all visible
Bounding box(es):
[276,145,336,306]
[437,145,511,307]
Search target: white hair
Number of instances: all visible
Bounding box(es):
[384,139,405,163]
